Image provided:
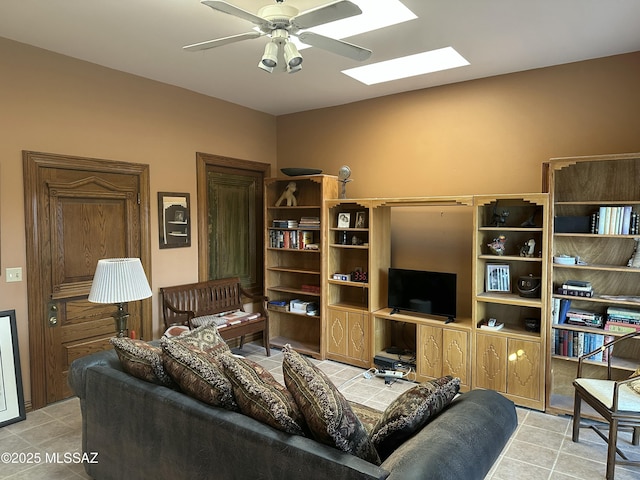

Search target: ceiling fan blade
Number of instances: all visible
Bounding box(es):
[291,0,362,30]
[297,31,371,61]
[183,31,262,52]
[200,0,269,27]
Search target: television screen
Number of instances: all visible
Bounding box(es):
[388,268,457,321]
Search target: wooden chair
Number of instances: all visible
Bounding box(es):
[572,331,640,479]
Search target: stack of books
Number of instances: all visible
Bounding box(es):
[557,280,593,297]
[272,219,298,229]
[565,308,603,328]
[604,307,640,333]
[298,216,320,229]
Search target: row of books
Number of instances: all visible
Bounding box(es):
[551,329,611,362]
[268,230,316,250]
[590,206,639,235]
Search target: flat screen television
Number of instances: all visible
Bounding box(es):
[387,268,457,323]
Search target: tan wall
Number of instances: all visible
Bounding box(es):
[0,37,277,405]
[3,33,640,407]
[277,52,640,319]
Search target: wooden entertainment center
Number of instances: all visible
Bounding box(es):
[264,153,640,412]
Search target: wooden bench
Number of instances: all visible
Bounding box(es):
[160,277,270,356]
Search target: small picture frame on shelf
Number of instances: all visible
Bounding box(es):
[486,264,511,292]
[337,212,351,228]
[355,211,366,229]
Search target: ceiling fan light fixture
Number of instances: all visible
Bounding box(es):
[261,40,278,68]
[257,60,274,73]
[284,41,303,68]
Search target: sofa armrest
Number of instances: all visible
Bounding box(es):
[382,389,516,480]
[68,348,121,400]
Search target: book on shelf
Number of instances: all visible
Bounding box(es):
[606,306,640,321]
[563,280,592,290]
[557,287,594,297]
[604,321,640,333]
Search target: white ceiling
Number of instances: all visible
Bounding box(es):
[1,0,639,116]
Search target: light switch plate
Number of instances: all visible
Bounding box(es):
[6,267,23,282]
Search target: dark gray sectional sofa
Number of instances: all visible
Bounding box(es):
[68,348,517,480]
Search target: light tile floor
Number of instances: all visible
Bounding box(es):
[1,343,638,479]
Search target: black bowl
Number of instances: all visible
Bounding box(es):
[524,318,540,332]
[281,168,322,177]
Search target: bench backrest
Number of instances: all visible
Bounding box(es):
[160,277,244,327]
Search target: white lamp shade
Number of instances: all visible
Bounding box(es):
[88,258,152,304]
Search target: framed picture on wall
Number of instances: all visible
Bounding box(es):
[0,310,26,428]
[486,264,511,292]
[158,192,191,249]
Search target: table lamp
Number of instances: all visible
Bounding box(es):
[88,258,152,337]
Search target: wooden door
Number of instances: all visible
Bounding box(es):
[474,333,507,392]
[442,328,469,386]
[418,325,443,378]
[507,338,541,401]
[24,152,151,408]
[347,311,369,364]
[196,153,269,296]
[327,307,347,356]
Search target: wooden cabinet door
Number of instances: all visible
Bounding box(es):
[442,328,469,386]
[327,308,347,356]
[418,325,443,378]
[346,311,369,364]
[507,338,541,401]
[475,333,508,392]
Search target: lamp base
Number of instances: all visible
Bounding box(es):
[114,303,130,337]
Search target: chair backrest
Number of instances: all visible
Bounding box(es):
[160,277,244,327]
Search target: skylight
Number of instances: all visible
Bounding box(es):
[342,47,470,85]
[293,0,417,49]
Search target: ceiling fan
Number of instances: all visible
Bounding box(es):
[184,0,372,73]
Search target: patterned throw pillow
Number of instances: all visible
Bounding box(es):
[161,337,237,411]
[370,376,461,460]
[171,324,231,356]
[110,337,174,387]
[220,355,306,435]
[629,367,640,394]
[282,345,381,465]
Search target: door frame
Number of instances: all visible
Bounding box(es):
[23,151,152,410]
[195,152,271,285]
